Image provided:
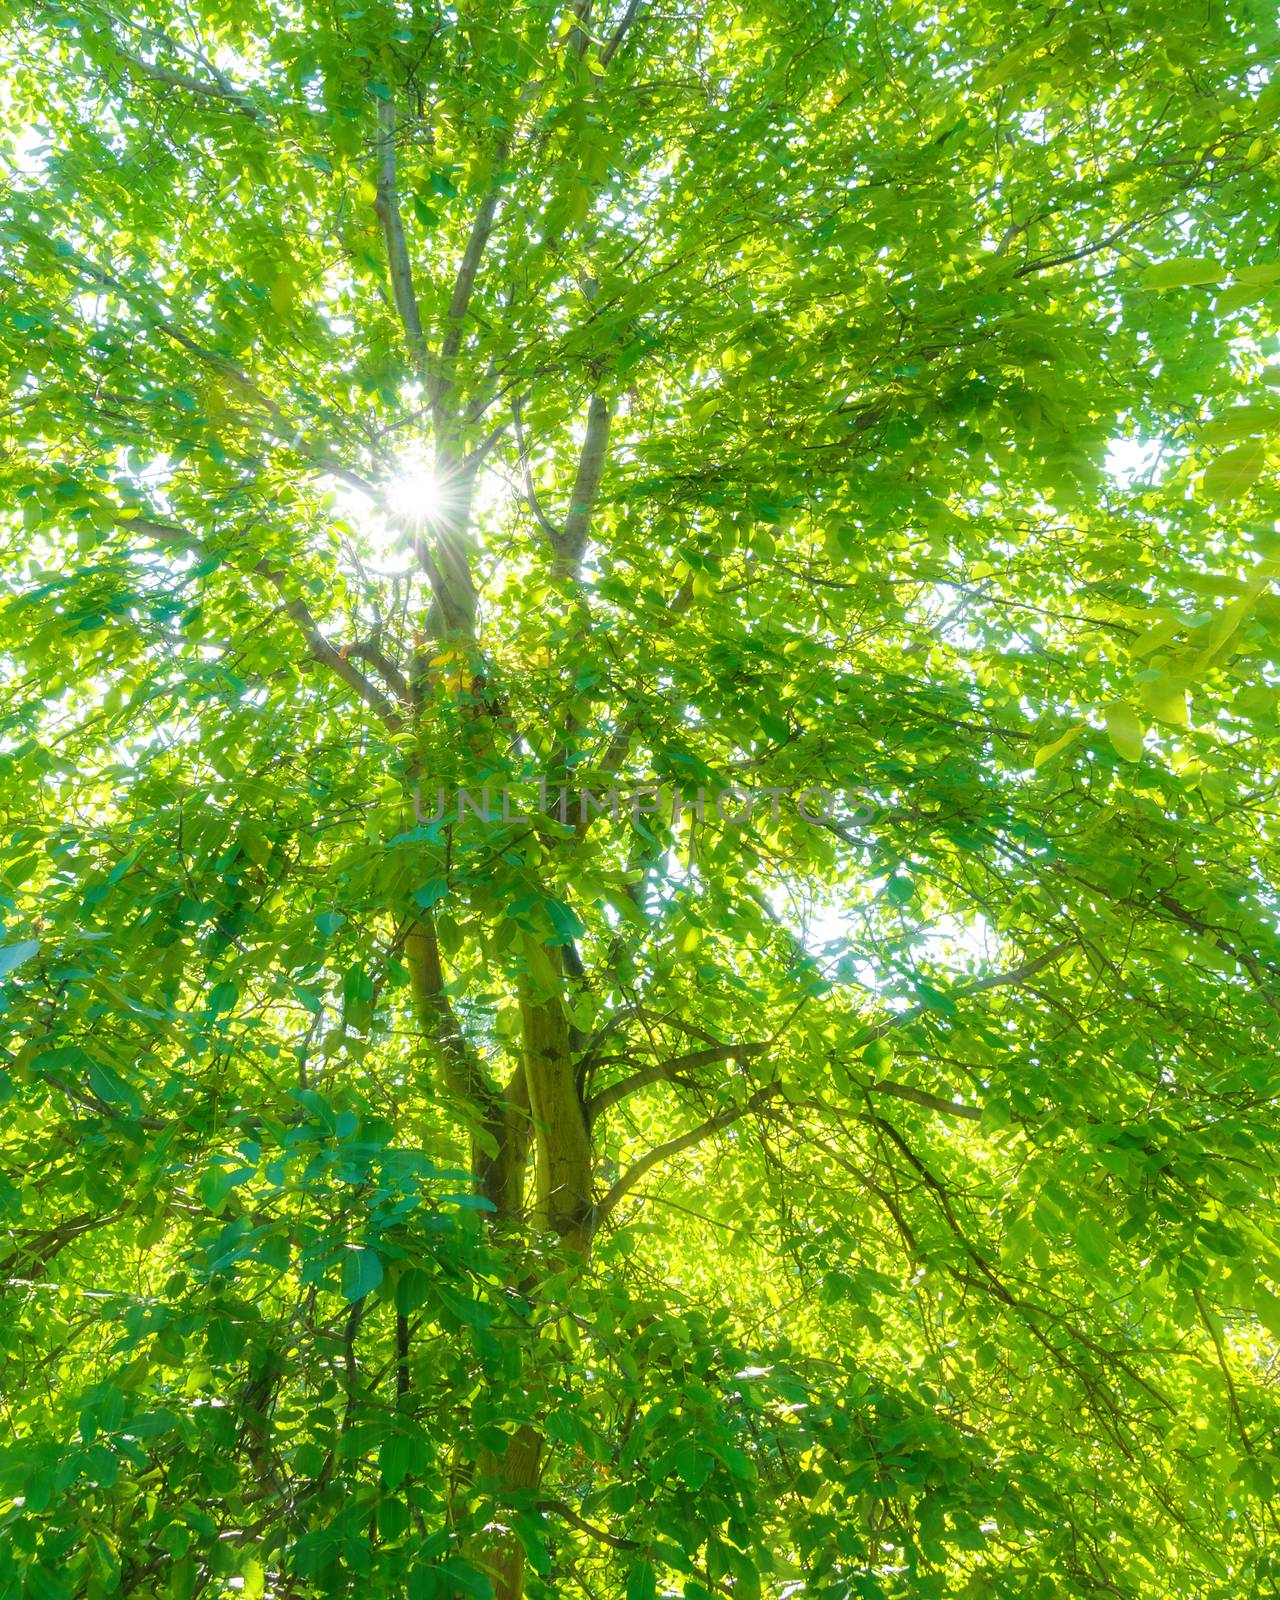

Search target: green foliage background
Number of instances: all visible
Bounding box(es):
[3,0,1280,1596]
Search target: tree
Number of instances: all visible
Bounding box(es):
[3,0,1280,1595]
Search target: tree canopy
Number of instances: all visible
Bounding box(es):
[3,1,1280,1597]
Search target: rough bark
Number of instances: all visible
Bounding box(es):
[519,952,593,1251]
[404,917,532,1214]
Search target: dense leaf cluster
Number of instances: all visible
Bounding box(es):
[3,0,1280,1596]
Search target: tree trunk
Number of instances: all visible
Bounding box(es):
[519,952,594,1252]
[411,922,593,1598]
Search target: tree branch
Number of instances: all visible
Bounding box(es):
[349,637,412,704]
[556,392,613,577]
[255,562,403,731]
[601,0,645,65]
[596,1084,782,1222]
[868,1079,981,1121]
[851,941,1075,1049]
[374,97,430,382]
[410,528,478,638]
[588,1039,981,1125]
[587,1042,767,1121]
[432,147,508,425]
[512,395,561,544]
[536,1498,639,1550]
[112,42,261,118]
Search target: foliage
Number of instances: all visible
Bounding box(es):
[3,1,1280,1597]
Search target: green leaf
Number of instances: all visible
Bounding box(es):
[436,1282,491,1328]
[673,1444,714,1490]
[543,896,586,945]
[0,939,39,978]
[627,1561,657,1600]
[341,1248,383,1302]
[1251,1287,1280,1342]
[207,980,239,1015]
[408,1566,444,1600]
[861,1037,893,1072]
[343,962,373,1008]
[396,1267,433,1313]
[294,984,324,1014]
[380,1434,414,1490]
[439,1559,493,1599]
[1073,1216,1110,1269]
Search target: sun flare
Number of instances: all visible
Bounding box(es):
[384,465,445,527]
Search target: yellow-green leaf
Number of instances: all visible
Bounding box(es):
[1129,617,1180,659]
[1233,263,1280,288]
[1202,442,1265,503]
[1105,701,1146,762]
[1199,406,1280,447]
[1142,257,1223,290]
[1190,562,1277,674]
[1139,673,1189,726]
[1213,283,1266,317]
[1033,724,1085,769]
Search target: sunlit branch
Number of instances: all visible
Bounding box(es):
[596,1084,783,1223]
[374,97,430,383]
